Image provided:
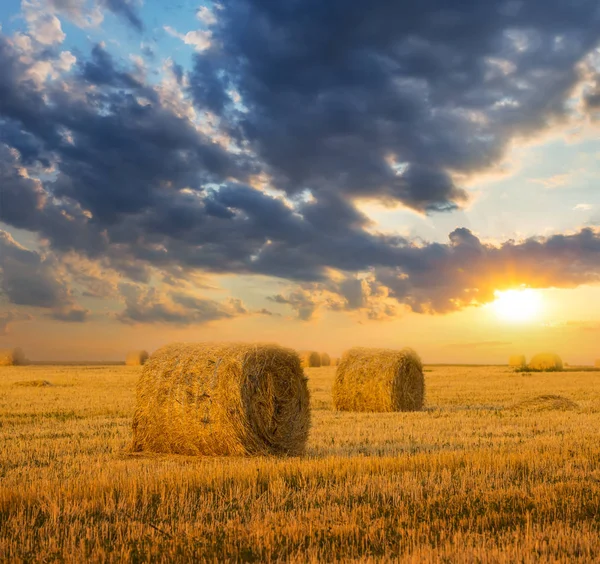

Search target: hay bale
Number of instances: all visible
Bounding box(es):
[299,351,321,368]
[509,355,526,369]
[320,352,331,367]
[512,394,579,412]
[131,343,311,456]
[333,347,425,412]
[528,353,563,371]
[126,350,149,366]
[0,347,26,366]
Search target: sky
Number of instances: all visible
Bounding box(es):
[1,0,600,363]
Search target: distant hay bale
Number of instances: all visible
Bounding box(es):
[126,350,149,366]
[131,343,311,456]
[333,347,425,412]
[528,353,563,372]
[0,347,26,366]
[509,355,526,369]
[299,351,321,368]
[512,394,579,412]
[320,352,331,367]
[14,380,52,387]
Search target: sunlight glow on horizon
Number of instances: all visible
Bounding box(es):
[492,288,543,323]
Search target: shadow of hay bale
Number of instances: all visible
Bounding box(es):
[13,380,53,387]
[511,394,579,412]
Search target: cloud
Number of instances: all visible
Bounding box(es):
[0,311,34,336]
[101,0,143,31]
[1,11,600,328]
[37,0,142,30]
[22,1,66,45]
[196,7,217,26]
[189,0,600,213]
[116,283,248,325]
[0,230,87,320]
[164,26,211,52]
[574,203,593,211]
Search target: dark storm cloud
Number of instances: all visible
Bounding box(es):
[374,227,600,314]
[0,33,252,231]
[189,0,600,212]
[2,5,600,326]
[0,230,86,321]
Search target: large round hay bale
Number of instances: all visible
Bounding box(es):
[0,347,26,366]
[131,343,311,456]
[509,355,526,368]
[528,353,563,371]
[333,347,425,412]
[299,351,321,368]
[320,352,331,367]
[126,350,149,366]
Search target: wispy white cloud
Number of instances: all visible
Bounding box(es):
[164,25,211,51]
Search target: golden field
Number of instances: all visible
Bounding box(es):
[1,364,600,562]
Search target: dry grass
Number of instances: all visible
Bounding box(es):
[333,347,424,412]
[2,363,600,561]
[125,350,149,366]
[528,353,564,371]
[132,343,310,456]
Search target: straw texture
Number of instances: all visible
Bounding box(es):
[131,343,311,456]
[333,347,425,412]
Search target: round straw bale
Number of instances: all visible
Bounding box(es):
[528,353,563,371]
[299,351,321,368]
[320,352,331,367]
[126,350,149,366]
[333,347,424,412]
[508,354,526,368]
[131,343,311,456]
[0,347,26,366]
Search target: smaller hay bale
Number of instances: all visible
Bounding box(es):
[14,380,53,387]
[333,347,425,412]
[528,353,563,371]
[0,347,26,366]
[320,352,331,367]
[509,354,526,369]
[299,351,321,368]
[126,350,149,366]
[512,394,579,412]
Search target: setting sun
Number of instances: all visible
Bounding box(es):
[492,289,543,322]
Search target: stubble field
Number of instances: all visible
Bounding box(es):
[1,364,600,562]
